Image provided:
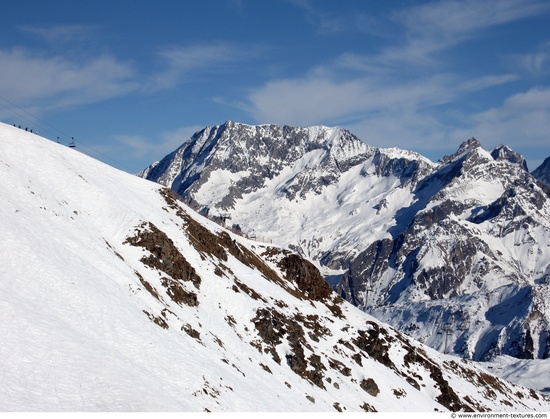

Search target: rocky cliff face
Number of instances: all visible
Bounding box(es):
[532,156,550,189]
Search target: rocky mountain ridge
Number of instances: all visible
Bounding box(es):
[140,121,433,269]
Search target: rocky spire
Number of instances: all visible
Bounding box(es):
[491,144,528,171]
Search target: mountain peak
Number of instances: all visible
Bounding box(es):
[491,144,528,171]
[141,122,374,205]
[440,137,484,163]
[459,136,482,151]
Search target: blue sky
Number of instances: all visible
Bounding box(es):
[1,0,549,173]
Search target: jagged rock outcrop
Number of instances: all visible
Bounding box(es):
[491,144,529,172]
[142,121,375,207]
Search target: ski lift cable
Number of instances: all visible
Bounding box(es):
[0,101,61,140]
[0,94,70,139]
[68,139,136,173]
[0,94,136,173]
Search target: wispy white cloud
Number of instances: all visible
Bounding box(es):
[290,0,550,69]
[20,24,99,45]
[346,109,450,154]
[451,86,550,150]
[145,42,255,92]
[247,77,372,126]
[326,0,550,72]
[0,38,254,113]
[515,41,550,76]
[0,48,137,109]
[457,74,519,92]
[393,0,550,54]
[241,0,550,158]
[246,70,516,127]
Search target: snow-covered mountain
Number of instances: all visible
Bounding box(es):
[338,138,550,362]
[5,123,549,411]
[139,121,433,272]
[139,122,550,366]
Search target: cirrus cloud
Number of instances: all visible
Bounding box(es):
[0,48,137,109]
[144,42,257,92]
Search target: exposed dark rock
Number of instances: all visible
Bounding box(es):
[360,378,379,396]
[260,363,272,374]
[160,276,198,307]
[252,308,329,388]
[431,365,469,411]
[233,278,266,302]
[360,402,377,412]
[278,254,334,301]
[182,323,201,341]
[352,322,396,371]
[134,270,160,301]
[142,310,168,329]
[532,156,550,190]
[392,388,407,398]
[328,357,351,376]
[372,150,430,187]
[125,221,201,289]
[305,394,315,404]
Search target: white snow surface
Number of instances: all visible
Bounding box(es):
[1,123,549,412]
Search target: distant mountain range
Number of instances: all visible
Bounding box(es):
[5,121,550,411]
[140,121,550,363]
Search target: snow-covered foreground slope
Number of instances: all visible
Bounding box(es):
[1,123,549,412]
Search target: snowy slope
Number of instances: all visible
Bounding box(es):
[2,122,549,412]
